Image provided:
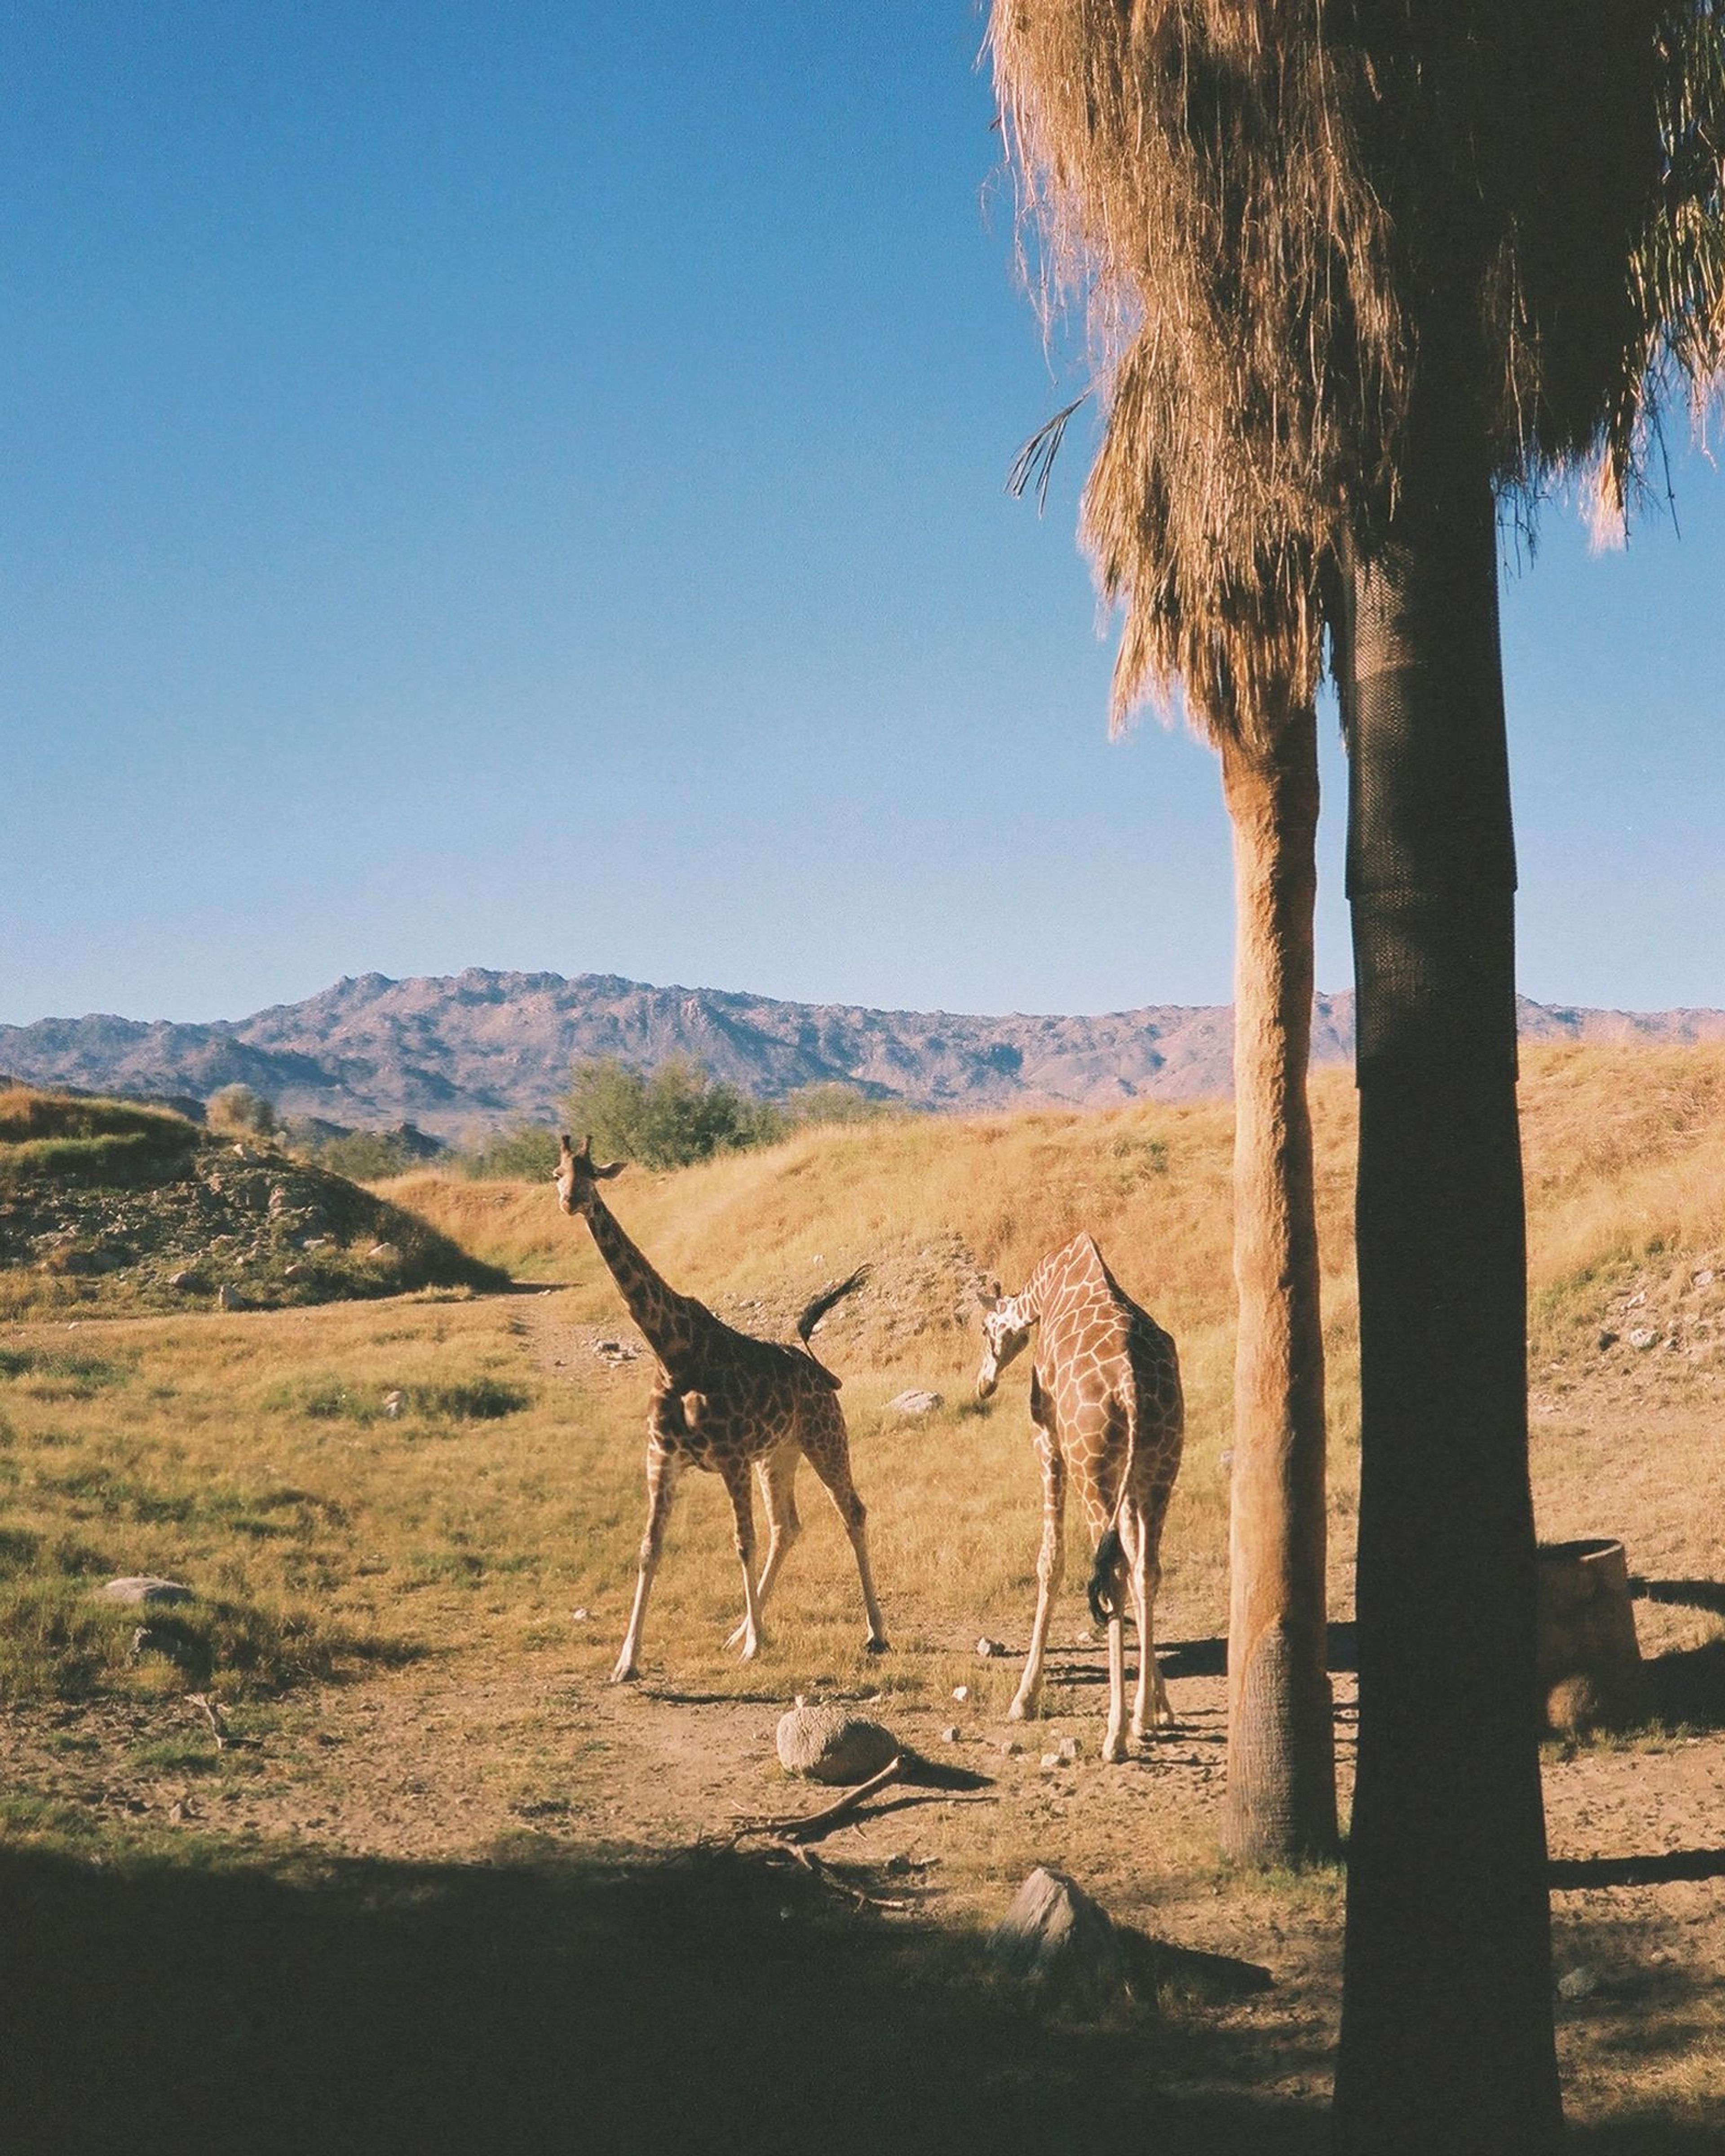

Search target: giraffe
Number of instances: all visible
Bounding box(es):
[553,1135,888,1683]
[976,1233,1183,1763]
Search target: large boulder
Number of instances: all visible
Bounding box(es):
[775,1701,900,1785]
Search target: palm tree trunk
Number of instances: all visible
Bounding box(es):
[1332,437,1563,2153]
[1218,705,1338,1865]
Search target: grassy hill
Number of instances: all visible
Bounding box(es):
[0,1086,505,1317]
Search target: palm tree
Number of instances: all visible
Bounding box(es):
[994,3,1368,1875]
[990,3,1725,2147]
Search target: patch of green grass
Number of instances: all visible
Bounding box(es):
[264,1373,531,1424]
[0,1348,133,1394]
[0,1574,411,1705]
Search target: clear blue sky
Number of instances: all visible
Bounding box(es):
[3,2,1721,1027]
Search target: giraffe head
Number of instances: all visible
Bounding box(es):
[553,1133,625,1215]
[974,1289,1031,1400]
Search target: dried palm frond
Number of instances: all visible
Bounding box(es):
[991,0,1725,733]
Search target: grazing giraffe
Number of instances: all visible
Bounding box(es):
[976,1233,1183,1762]
[553,1135,888,1683]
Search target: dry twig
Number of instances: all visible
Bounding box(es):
[732,1754,906,1842]
[186,1692,227,1752]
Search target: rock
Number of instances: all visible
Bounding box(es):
[775,1701,900,1785]
[1628,1328,1658,1350]
[940,1726,960,1744]
[886,1389,943,1416]
[367,1241,401,1266]
[1597,1330,1619,1351]
[1557,1965,1600,2001]
[1694,1268,1716,1289]
[100,1576,195,1605]
[217,1284,249,1311]
[988,1868,1130,2003]
[382,1390,405,1418]
[594,1339,639,1362]
[951,1684,970,1703]
[282,1263,310,1283]
[976,1637,1007,1659]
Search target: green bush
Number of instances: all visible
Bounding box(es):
[461,1127,561,1181]
[564,1057,785,1171]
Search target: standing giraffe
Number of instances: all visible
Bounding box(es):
[976,1233,1183,1762]
[553,1135,888,1682]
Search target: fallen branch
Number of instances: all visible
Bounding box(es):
[732,1755,906,1842]
[784,1842,910,1912]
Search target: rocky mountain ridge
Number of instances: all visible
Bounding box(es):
[4,968,1722,1142]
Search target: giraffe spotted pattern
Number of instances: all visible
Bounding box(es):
[978,1233,1183,1762]
[553,1137,887,1683]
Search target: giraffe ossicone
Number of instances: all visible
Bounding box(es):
[976,1234,1183,1763]
[553,1135,888,1683]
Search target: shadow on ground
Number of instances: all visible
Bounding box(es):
[1631,1581,1725,1732]
[0,1834,1328,2156]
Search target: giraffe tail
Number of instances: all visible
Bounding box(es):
[794,1265,870,1389]
[1088,1526,1126,1628]
[795,1266,870,1347]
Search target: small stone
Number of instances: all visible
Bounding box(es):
[941,1726,960,1743]
[1557,1966,1599,2001]
[167,1270,205,1293]
[1628,1327,1658,1350]
[217,1284,249,1311]
[951,1684,970,1703]
[1597,1330,1619,1351]
[1693,1268,1716,1289]
[571,1608,590,1622]
[282,1263,310,1283]
[1055,1735,1078,1762]
[976,1637,1006,1659]
[988,1868,1129,2003]
[382,1390,405,1418]
[1219,1449,1234,1471]
[999,1738,1021,1755]
[366,1242,401,1266]
[886,1390,943,1416]
[101,1576,195,1605]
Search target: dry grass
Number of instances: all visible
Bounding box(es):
[4,1041,1725,2148]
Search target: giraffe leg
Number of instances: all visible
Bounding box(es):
[1103,1595,1128,1763]
[725,1445,801,1650]
[612,1434,680,1683]
[801,1402,888,1653]
[1008,1432,1065,1723]
[717,1454,765,1661]
[1130,1486,1174,1735]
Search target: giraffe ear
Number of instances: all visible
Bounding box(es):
[593,1158,626,1180]
[558,1133,575,1161]
[974,1288,1001,1313]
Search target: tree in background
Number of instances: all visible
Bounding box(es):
[990,4,1725,2146]
[564,1057,783,1171]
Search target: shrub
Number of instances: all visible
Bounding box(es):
[462,1127,561,1181]
[564,1057,784,1171]
[208,1084,278,1138]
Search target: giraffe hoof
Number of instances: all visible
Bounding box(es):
[609,1661,641,1685]
[1006,1699,1032,1723]
[864,1635,889,1655]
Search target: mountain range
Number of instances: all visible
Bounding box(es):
[4,968,1723,1142]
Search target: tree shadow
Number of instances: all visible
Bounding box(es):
[0,1835,1331,2156]
[1549,1847,1725,1890]
[1154,1625,1357,1683]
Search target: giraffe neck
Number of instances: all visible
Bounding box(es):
[580,1190,704,1365]
[1016,1234,1103,1325]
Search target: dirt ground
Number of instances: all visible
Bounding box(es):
[3,1278,1724,2154]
